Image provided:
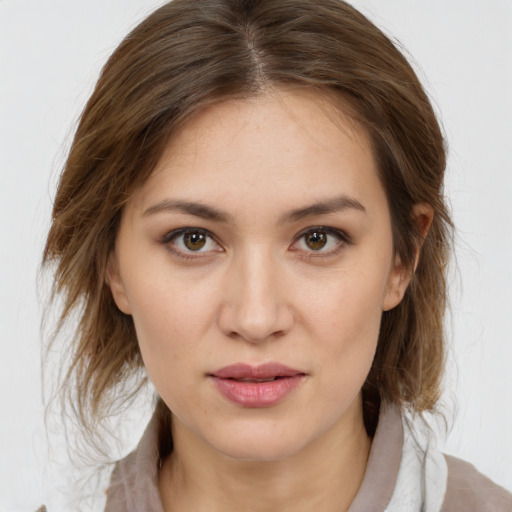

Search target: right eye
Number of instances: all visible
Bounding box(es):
[162,228,221,256]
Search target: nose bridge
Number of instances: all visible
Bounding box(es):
[239,246,276,310]
[218,243,293,342]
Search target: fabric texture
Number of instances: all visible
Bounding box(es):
[104,406,512,512]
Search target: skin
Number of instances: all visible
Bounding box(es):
[108,89,427,512]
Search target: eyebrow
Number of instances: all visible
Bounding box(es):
[280,195,366,223]
[142,195,366,223]
[143,200,232,222]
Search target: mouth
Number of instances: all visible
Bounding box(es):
[227,377,283,383]
[211,362,305,380]
[209,363,306,407]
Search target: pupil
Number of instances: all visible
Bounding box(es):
[306,232,327,250]
[184,232,206,250]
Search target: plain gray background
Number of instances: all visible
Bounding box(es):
[1,0,511,510]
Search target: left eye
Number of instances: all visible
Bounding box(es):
[294,228,346,252]
[168,229,219,253]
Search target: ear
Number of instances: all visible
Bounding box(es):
[383,203,434,311]
[105,251,132,315]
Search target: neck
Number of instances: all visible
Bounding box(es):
[159,399,371,512]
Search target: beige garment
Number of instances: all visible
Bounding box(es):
[103,406,512,512]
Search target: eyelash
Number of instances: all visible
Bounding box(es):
[159,226,351,261]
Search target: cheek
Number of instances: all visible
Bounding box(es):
[303,264,388,339]
[317,314,380,426]
[321,303,381,382]
[128,287,212,419]
[123,266,219,383]
[301,267,388,384]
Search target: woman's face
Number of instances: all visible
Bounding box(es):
[109,90,410,461]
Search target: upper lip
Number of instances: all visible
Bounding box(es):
[210,363,305,380]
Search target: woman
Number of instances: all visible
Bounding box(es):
[42,0,512,510]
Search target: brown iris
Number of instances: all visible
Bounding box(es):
[183,232,207,251]
[305,231,328,250]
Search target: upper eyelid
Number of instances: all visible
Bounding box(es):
[162,227,216,243]
[294,226,349,241]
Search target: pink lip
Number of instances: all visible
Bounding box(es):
[209,363,306,408]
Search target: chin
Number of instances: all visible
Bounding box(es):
[215,439,306,462]
[202,420,315,462]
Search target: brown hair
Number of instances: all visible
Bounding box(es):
[43,0,452,441]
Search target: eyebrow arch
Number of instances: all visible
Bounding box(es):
[281,195,366,223]
[142,195,366,224]
[143,200,232,223]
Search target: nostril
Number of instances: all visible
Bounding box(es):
[217,288,295,342]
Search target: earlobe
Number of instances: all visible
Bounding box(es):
[106,252,132,315]
[383,255,411,312]
[383,202,434,311]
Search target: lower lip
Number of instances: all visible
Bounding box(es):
[211,375,304,407]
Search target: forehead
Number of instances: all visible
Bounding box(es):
[161,89,368,169]
[129,89,386,219]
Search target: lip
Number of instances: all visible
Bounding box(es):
[209,363,306,408]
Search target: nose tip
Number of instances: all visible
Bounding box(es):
[217,257,294,343]
[218,301,294,343]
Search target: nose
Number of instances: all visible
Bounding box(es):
[217,249,294,343]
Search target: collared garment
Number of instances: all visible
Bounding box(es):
[104,406,512,512]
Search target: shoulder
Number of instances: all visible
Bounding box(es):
[104,411,164,512]
[441,454,512,512]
